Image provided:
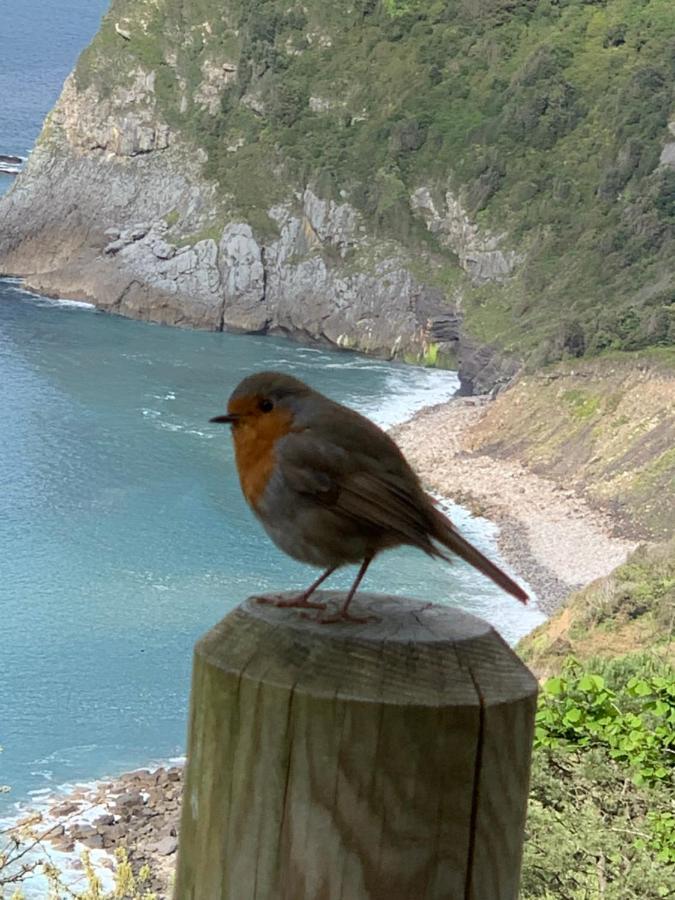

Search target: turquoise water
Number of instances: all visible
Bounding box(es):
[0,281,544,807]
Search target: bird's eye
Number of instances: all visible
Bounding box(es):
[259,398,274,413]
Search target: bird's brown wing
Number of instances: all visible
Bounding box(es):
[277,429,529,604]
[337,470,439,554]
[277,432,437,554]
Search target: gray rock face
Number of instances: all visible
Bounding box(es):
[300,188,358,255]
[661,120,675,167]
[660,144,675,168]
[218,223,268,332]
[104,239,127,256]
[0,138,214,280]
[261,200,442,358]
[53,70,170,157]
[194,60,238,115]
[0,144,450,361]
[456,335,520,395]
[411,187,521,283]
[151,239,176,259]
[117,232,225,327]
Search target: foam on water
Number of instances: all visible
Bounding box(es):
[1,753,190,896]
[0,278,96,308]
[33,297,97,310]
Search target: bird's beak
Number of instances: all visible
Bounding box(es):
[209,413,239,425]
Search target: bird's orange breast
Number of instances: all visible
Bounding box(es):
[231,407,295,509]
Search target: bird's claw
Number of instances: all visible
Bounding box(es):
[254,594,327,610]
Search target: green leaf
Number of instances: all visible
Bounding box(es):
[579,674,605,692]
[631,680,653,697]
[544,676,564,696]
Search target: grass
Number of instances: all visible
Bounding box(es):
[164,209,180,228]
[562,389,601,419]
[465,351,675,537]
[519,539,675,676]
[176,221,226,247]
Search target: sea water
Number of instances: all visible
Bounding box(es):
[0,280,545,808]
[0,0,544,813]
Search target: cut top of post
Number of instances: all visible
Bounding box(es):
[196,592,537,709]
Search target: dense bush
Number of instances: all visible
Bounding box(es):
[523,657,675,898]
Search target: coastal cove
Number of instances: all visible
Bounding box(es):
[1,0,673,893]
[0,279,545,817]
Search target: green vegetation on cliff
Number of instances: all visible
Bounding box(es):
[73,0,674,364]
[465,350,675,538]
[520,538,675,675]
[523,665,674,898]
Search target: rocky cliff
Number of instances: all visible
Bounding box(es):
[0,71,517,391]
[1,0,673,390]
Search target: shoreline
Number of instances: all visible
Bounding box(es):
[3,765,184,897]
[391,396,637,615]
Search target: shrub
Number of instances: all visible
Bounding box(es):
[523,657,675,897]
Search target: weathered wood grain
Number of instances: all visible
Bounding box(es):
[174,592,537,900]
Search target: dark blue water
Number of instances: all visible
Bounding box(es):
[0,0,109,194]
[0,282,544,808]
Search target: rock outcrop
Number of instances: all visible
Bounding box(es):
[0,153,23,175]
[24,766,184,897]
[659,120,675,169]
[54,70,170,157]
[411,187,521,283]
[2,0,672,384]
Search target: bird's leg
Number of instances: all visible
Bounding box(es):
[316,555,377,624]
[255,566,337,610]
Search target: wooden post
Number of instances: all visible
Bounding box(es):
[174,592,538,900]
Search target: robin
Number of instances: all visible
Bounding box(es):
[211,371,528,623]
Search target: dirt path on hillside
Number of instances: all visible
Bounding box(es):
[391,398,637,614]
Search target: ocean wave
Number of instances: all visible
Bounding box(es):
[157,420,215,438]
[354,370,460,430]
[0,757,185,897]
[0,279,96,309]
[31,297,96,310]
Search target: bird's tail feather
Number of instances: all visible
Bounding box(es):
[431,506,529,604]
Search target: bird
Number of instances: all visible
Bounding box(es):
[210,371,528,623]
